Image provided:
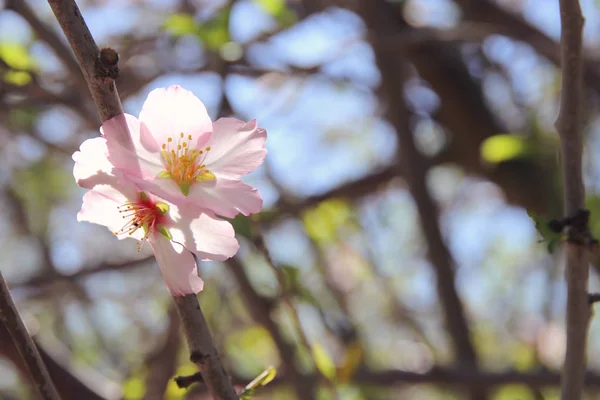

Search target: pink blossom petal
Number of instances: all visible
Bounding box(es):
[149,237,204,296]
[77,184,144,240]
[139,86,213,147]
[187,178,263,218]
[72,137,116,189]
[204,118,267,179]
[101,113,163,180]
[169,208,239,261]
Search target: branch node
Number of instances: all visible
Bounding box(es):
[96,47,120,80]
[588,293,600,305]
[174,372,204,389]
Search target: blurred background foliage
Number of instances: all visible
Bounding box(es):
[2,0,600,399]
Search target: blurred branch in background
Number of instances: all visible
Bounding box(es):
[4,0,600,399]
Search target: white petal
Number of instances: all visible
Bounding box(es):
[149,236,204,296]
[204,118,267,179]
[139,85,213,147]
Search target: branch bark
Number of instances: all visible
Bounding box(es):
[173,295,238,400]
[555,1,591,399]
[0,272,61,400]
[360,1,485,399]
[47,0,123,122]
[46,2,238,399]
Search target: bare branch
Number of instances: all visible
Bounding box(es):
[46,0,123,122]
[173,295,238,400]
[0,272,61,400]
[555,1,591,399]
[360,1,485,399]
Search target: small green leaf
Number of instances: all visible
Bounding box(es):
[254,0,285,15]
[4,70,31,86]
[312,343,336,381]
[481,134,528,164]
[163,13,198,36]
[0,42,36,70]
[157,225,172,240]
[179,183,191,196]
[157,171,172,179]
[228,215,254,238]
[237,366,277,399]
[527,209,564,254]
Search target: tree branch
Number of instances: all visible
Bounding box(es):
[173,295,238,400]
[555,1,591,399]
[0,271,61,400]
[46,0,123,122]
[360,1,485,399]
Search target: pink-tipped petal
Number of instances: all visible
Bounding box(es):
[139,86,213,146]
[101,113,163,180]
[169,209,239,261]
[149,237,204,296]
[187,178,263,218]
[77,184,144,240]
[204,118,267,179]
[72,137,116,189]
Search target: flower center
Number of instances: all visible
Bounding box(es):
[158,133,215,196]
[114,192,170,251]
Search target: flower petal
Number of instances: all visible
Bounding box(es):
[187,178,263,218]
[149,236,204,296]
[77,184,143,240]
[139,85,213,146]
[101,113,163,180]
[204,118,267,179]
[169,208,239,261]
[72,137,116,189]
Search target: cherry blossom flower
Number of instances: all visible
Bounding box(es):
[73,136,240,296]
[101,85,267,218]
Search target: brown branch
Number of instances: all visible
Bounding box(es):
[173,295,238,400]
[46,0,123,122]
[143,307,181,399]
[225,257,313,399]
[6,0,84,87]
[555,1,591,399]
[10,256,154,291]
[45,3,236,399]
[360,1,485,399]
[0,271,61,400]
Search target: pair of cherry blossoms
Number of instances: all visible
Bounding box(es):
[73,86,267,296]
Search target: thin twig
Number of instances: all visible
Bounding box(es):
[0,271,61,400]
[47,0,123,122]
[173,295,238,400]
[556,1,590,399]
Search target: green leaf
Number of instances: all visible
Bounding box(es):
[527,209,563,254]
[163,13,198,36]
[0,42,35,70]
[196,6,232,51]
[280,264,301,292]
[303,199,353,244]
[254,0,285,15]
[228,215,254,238]
[480,134,528,164]
[4,70,31,86]
[238,366,276,399]
[312,343,336,381]
[122,376,145,400]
